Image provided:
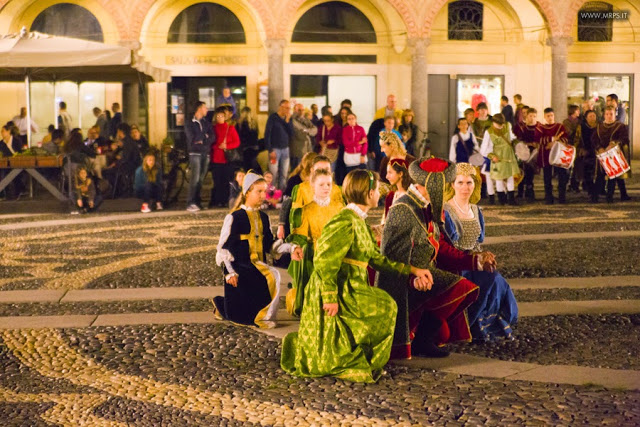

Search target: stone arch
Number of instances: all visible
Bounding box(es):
[423,0,561,38]
[0,0,125,43]
[565,0,640,41]
[135,0,273,43]
[284,0,411,49]
[279,0,417,40]
[139,0,266,47]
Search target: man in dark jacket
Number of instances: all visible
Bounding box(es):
[264,99,293,190]
[109,103,122,140]
[185,101,215,212]
[500,96,514,127]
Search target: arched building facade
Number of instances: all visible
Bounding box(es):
[0,0,637,158]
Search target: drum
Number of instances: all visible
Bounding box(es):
[515,142,530,162]
[469,152,485,167]
[597,144,630,179]
[549,141,576,169]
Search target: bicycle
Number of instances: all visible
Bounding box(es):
[162,145,189,207]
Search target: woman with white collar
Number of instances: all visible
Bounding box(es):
[443,163,518,341]
[213,171,282,329]
[282,169,433,383]
[285,167,344,317]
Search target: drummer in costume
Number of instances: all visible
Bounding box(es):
[443,163,518,341]
[377,157,497,359]
[563,105,582,193]
[284,167,344,316]
[449,117,481,164]
[480,114,520,205]
[534,108,569,204]
[513,108,539,202]
[591,106,631,203]
[577,110,598,197]
[281,170,433,383]
[213,172,282,329]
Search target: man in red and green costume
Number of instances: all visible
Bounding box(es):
[377,157,495,359]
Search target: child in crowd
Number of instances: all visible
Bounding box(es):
[74,167,102,213]
[262,171,282,209]
[134,153,164,213]
[229,168,246,208]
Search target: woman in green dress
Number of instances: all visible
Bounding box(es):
[281,169,433,383]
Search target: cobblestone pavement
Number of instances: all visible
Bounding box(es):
[0,324,638,426]
[449,314,640,370]
[1,197,639,424]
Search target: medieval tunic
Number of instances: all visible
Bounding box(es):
[591,121,630,196]
[480,124,520,181]
[444,204,518,341]
[281,205,411,383]
[376,188,479,359]
[449,131,480,164]
[472,118,492,141]
[285,194,344,316]
[214,206,281,329]
[591,121,630,167]
[534,123,568,169]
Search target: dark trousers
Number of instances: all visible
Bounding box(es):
[136,182,163,204]
[517,163,536,198]
[210,162,230,207]
[582,159,596,196]
[344,163,366,177]
[593,169,628,202]
[80,195,103,212]
[543,165,569,202]
[187,153,210,206]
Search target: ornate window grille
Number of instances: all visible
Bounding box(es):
[578,2,613,42]
[448,1,483,41]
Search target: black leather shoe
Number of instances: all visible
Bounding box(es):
[412,342,450,358]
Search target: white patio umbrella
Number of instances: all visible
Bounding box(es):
[0,27,170,146]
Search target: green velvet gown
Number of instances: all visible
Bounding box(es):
[281,207,411,383]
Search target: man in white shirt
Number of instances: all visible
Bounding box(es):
[11,107,38,146]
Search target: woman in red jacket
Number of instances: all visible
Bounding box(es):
[341,112,368,177]
[210,107,241,208]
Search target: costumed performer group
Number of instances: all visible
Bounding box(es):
[213,158,520,383]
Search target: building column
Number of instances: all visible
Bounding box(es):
[547,36,573,118]
[409,37,430,141]
[265,38,286,114]
[120,39,142,126]
[123,82,140,125]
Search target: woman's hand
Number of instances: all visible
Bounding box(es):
[226,274,238,287]
[412,275,432,291]
[360,155,366,164]
[77,199,83,208]
[277,225,285,240]
[323,303,339,317]
[410,267,434,290]
[491,156,499,163]
[220,142,227,150]
[291,246,304,261]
